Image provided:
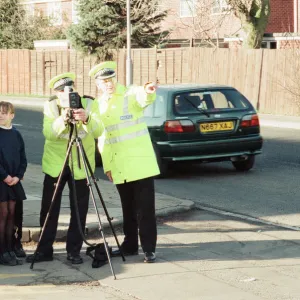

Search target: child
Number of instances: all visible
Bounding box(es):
[0,101,27,266]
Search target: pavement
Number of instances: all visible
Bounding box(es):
[2,95,300,299]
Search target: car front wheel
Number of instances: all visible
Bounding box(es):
[232,155,255,172]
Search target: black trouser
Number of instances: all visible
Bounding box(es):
[116,177,157,253]
[38,167,89,256]
[12,200,23,248]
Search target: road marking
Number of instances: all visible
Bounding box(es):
[12,123,23,127]
[0,273,35,280]
[195,203,300,231]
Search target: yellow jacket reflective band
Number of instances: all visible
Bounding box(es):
[105,117,144,132]
[97,83,160,184]
[105,128,148,144]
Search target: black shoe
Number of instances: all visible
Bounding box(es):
[9,251,23,265]
[0,252,17,266]
[14,246,26,258]
[67,253,83,264]
[26,252,53,263]
[144,252,156,263]
[111,248,138,257]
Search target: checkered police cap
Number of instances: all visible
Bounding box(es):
[95,68,116,80]
[89,61,117,80]
[48,72,76,90]
[53,78,74,91]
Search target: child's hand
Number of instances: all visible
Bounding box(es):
[9,177,20,186]
[3,175,13,185]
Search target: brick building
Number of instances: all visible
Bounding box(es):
[20,0,300,49]
[161,0,300,48]
[20,0,77,26]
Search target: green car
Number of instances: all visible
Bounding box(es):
[144,84,263,177]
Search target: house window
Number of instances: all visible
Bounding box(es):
[72,0,79,24]
[261,41,277,49]
[47,1,62,26]
[180,0,196,18]
[25,3,35,18]
[211,0,230,14]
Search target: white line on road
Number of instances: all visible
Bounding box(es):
[196,203,300,231]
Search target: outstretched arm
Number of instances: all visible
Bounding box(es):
[128,82,157,111]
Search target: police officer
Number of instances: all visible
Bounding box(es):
[26,73,102,264]
[89,61,160,263]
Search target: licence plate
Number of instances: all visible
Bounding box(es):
[200,121,234,133]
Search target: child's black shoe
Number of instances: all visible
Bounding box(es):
[0,252,17,266]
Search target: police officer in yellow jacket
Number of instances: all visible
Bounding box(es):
[26,73,102,264]
[89,61,160,263]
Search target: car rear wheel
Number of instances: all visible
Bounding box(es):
[232,155,255,172]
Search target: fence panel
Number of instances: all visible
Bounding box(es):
[0,50,31,95]
[3,48,300,115]
[0,51,8,94]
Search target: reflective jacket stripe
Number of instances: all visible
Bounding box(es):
[123,96,129,115]
[105,128,148,144]
[105,117,144,132]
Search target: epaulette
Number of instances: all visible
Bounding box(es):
[48,95,58,101]
[83,95,95,100]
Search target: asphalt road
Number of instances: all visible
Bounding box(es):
[14,107,300,227]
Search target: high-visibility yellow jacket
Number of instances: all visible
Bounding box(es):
[42,96,102,180]
[97,83,160,184]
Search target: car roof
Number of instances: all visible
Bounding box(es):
[157,83,235,91]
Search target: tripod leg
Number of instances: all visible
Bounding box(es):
[79,140,125,262]
[76,138,118,279]
[30,138,74,270]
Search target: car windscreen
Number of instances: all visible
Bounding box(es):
[173,89,250,115]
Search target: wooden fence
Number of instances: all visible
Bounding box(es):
[0,48,299,115]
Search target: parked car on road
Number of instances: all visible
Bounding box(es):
[144,84,263,177]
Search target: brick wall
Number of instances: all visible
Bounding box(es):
[278,39,300,48]
[266,0,294,33]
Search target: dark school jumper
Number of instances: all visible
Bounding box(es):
[0,126,27,246]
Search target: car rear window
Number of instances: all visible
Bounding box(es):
[173,89,250,115]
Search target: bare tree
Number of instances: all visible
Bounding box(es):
[227,0,271,48]
[173,0,233,48]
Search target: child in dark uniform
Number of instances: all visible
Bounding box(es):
[0,101,27,266]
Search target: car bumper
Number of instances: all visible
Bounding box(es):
[156,135,263,162]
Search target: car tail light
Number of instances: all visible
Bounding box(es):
[240,114,259,127]
[164,120,195,133]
